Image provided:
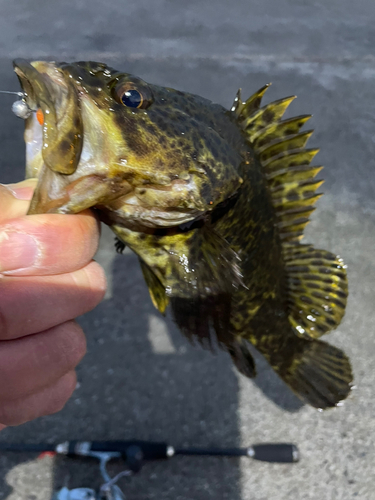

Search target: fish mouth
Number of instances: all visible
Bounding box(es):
[13,60,204,226]
[13,59,83,177]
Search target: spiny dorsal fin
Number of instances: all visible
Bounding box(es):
[233,86,347,344]
[242,96,297,134]
[252,114,312,147]
[263,148,320,174]
[283,243,348,340]
[231,84,271,118]
[232,85,323,243]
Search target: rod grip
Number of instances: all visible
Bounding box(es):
[251,444,299,463]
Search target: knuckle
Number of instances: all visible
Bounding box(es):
[69,262,107,313]
[69,212,100,266]
[89,261,107,298]
[58,321,87,368]
[76,211,100,243]
[82,261,107,306]
[45,393,70,416]
[45,373,77,416]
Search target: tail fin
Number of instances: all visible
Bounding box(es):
[230,332,352,409]
[270,337,352,409]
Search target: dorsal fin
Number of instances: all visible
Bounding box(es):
[232,85,323,243]
[231,84,271,119]
[232,86,348,341]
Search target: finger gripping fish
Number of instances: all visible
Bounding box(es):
[13,59,353,409]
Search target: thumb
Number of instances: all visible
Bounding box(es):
[0,179,37,222]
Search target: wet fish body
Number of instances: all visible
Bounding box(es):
[13,59,353,409]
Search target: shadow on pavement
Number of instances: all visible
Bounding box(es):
[50,250,243,499]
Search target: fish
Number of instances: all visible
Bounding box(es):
[12,59,353,409]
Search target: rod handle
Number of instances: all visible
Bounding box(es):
[250,444,299,463]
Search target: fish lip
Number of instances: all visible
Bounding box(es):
[13,59,83,176]
[13,59,55,178]
[13,59,57,111]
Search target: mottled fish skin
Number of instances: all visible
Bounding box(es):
[14,59,353,409]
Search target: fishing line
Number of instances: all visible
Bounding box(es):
[0,90,25,96]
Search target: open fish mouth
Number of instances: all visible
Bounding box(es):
[13,59,83,179]
[12,60,203,226]
[13,59,135,216]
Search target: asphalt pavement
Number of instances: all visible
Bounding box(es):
[0,1,374,499]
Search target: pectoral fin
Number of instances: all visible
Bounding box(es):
[283,243,348,339]
[112,223,244,350]
[167,225,245,299]
[168,226,245,350]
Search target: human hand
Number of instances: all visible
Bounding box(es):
[0,179,106,428]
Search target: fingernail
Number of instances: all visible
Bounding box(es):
[1,179,37,201]
[0,232,39,272]
[6,186,33,201]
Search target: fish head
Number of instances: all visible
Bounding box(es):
[14,59,243,227]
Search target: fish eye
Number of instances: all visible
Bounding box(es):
[121,89,143,108]
[113,79,153,109]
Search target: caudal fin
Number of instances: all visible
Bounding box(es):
[274,338,353,409]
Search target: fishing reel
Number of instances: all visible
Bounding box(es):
[52,443,142,500]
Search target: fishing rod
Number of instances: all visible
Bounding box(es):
[0,439,299,499]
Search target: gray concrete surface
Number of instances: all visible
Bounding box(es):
[0,1,374,498]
